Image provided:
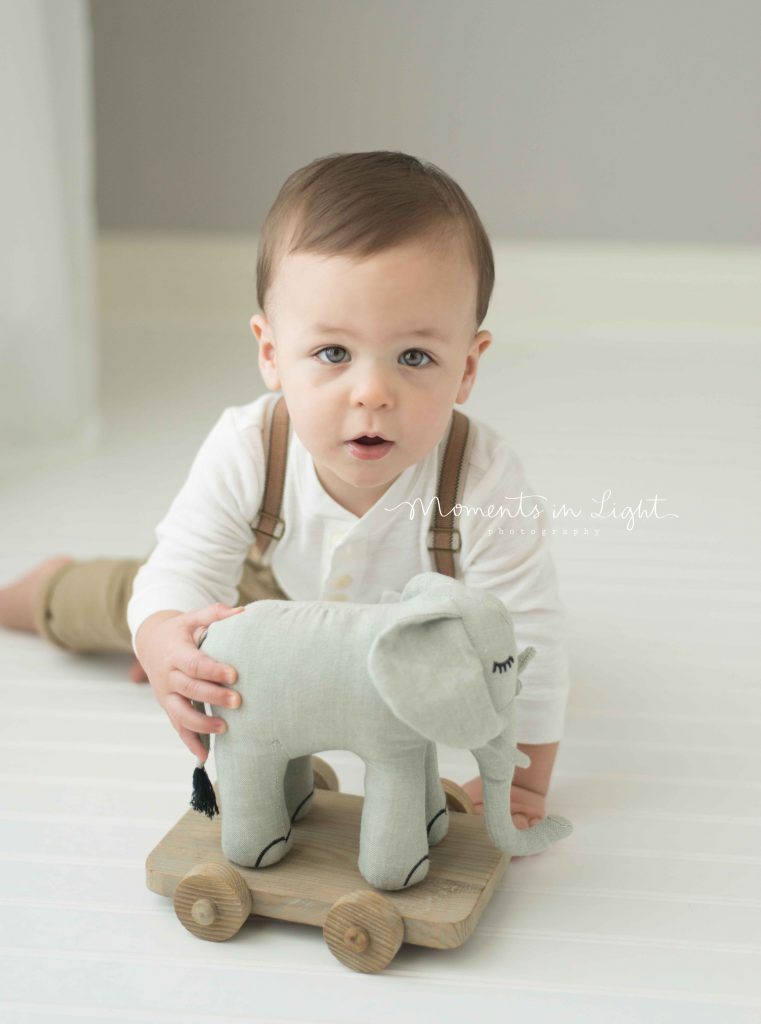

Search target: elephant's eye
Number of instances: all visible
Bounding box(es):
[492,655,514,673]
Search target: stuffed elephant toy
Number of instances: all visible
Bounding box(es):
[191,571,572,891]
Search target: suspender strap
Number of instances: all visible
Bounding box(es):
[427,409,471,578]
[250,393,290,560]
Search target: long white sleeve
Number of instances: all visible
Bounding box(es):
[458,441,571,743]
[126,407,263,655]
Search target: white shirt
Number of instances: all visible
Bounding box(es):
[127,392,571,743]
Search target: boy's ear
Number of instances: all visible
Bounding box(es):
[455,330,492,404]
[250,314,281,391]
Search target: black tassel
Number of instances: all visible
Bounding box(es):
[190,761,219,819]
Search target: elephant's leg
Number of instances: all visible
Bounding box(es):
[284,755,315,822]
[357,750,430,890]
[423,741,449,846]
[215,740,293,869]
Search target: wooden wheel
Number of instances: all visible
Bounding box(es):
[312,755,340,792]
[323,890,404,973]
[173,862,252,941]
[440,777,477,815]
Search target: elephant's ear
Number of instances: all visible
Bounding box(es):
[367,599,503,749]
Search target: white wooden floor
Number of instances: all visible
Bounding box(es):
[1,301,760,1022]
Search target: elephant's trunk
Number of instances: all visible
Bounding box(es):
[478,774,573,858]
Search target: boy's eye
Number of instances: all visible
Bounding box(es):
[400,349,432,367]
[314,346,432,367]
[316,345,349,364]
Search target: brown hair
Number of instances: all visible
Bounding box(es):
[256,151,494,330]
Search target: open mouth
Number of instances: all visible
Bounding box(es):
[351,435,388,446]
[346,434,394,460]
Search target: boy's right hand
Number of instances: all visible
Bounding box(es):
[134,603,246,762]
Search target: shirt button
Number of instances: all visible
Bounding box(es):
[331,574,352,588]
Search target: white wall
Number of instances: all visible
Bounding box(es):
[89,0,761,245]
[0,0,98,452]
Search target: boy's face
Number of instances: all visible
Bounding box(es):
[250,235,491,517]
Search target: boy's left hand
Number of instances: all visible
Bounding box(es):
[460,777,546,832]
[509,783,546,830]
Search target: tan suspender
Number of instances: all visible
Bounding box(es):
[426,408,471,578]
[249,394,290,562]
[248,394,471,578]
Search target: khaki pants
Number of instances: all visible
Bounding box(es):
[32,552,289,654]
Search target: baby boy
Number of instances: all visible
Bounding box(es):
[0,150,570,832]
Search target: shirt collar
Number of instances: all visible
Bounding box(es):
[292,428,438,532]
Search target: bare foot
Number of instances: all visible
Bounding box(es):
[128,656,149,684]
[0,555,74,633]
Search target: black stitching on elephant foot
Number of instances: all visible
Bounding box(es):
[255,827,292,868]
[290,789,315,823]
[403,854,430,887]
[426,806,447,835]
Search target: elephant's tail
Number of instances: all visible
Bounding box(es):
[188,635,219,818]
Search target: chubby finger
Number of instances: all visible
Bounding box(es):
[187,602,246,631]
[177,723,210,763]
[181,642,239,687]
[168,668,241,711]
[190,607,246,653]
[165,691,229,735]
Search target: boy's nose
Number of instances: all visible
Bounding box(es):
[350,368,394,408]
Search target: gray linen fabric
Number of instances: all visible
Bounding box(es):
[195,571,572,890]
